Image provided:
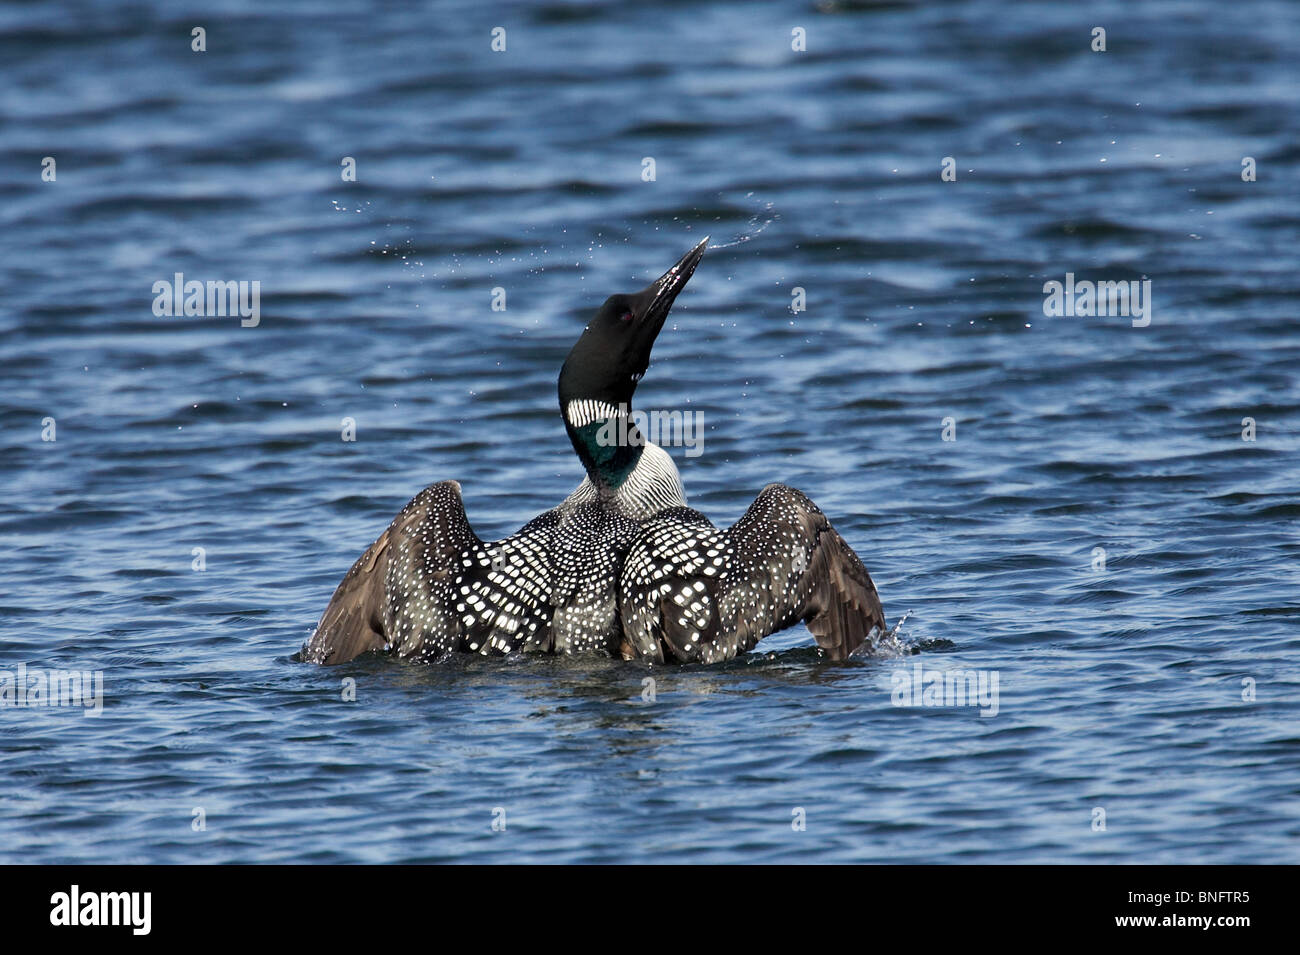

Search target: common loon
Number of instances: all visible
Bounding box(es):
[302,237,886,666]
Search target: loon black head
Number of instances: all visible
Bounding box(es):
[558,236,708,490]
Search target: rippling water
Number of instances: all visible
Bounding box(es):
[2,0,1299,863]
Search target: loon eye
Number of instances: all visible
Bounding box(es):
[620,310,634,324]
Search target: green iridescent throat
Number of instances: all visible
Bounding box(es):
[572,417,643,489]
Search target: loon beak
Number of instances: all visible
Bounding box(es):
[636,236,708,335]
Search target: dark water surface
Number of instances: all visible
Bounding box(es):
[2,0,1298,863]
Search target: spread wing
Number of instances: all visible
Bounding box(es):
[300,480,484,664]
[618,483,886,663]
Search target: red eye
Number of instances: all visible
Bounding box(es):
[620,310,634,323]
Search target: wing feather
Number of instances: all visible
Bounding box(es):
[619,484,885,662]
[301,480,482,664]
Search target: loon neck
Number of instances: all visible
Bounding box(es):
[563,399,645,493]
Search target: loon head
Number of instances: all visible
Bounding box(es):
[558,236,707,489]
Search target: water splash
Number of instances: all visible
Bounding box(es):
[854,610,915,659]
[705,193,779,249]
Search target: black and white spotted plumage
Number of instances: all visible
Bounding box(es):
[303,456,885,665]
[302,476,647,664]
[617,484,886,663]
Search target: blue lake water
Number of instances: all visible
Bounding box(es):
[2,0,1298,863]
